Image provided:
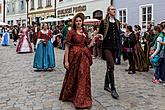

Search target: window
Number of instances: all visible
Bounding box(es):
[46,0,51,6]
[11,20,13,25]
[8,21,10,25]
[8,20,13,25]
[20,0,24,10]
[86,16,90,19]
[17,20,21,25]
[38,0,42,8]
[140,4,153,29]
[117,8,127,29]
[22,20,26,24]
[7,4,10,13]
[93,10,103,20]
[12,3,15,12]
[30,0,34,9]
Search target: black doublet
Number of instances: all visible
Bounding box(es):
[102,22,120,49]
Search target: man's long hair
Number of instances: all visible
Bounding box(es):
[105,5,112,20]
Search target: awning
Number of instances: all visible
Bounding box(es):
[61,16,74,21]
[84,19,100,25]
[40,18,62,23]
[0,22,9,26]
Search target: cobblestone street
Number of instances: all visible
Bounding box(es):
[0,44,165,110]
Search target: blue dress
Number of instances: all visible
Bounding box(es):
[33,30,56,70]
[1,32,10,46]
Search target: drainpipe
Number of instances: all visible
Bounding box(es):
[3,0,5,22]
[111,0,113,5]
[26,0,29,26]
[54,0,56,18]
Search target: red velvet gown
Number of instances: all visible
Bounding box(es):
[59,29,92,109]
[16,28,33,53]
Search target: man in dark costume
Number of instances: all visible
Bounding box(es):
[98,5,121,99]
[12,25,19,46]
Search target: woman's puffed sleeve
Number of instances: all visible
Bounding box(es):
[65,30,73,45]
[48,31,53,38]
[38,31,41,39]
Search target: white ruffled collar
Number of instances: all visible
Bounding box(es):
[41,29,48,34]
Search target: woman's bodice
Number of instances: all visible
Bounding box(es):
[39,30,52,40]
[66,29,90,48]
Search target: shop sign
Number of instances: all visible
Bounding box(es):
[57,5,86,15]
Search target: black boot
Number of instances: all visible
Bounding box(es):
[128,71,136,74]
[111,89,119,99]
[109,71,119,99]
[104,72,111,92]
[115,61,121,65]
[115,59,121,65]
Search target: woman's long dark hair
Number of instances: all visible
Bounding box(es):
[154,26,161,33]
[42,23,48,30]
[72,15,88,37]
[126,25,134,32]
[134,25,141,31]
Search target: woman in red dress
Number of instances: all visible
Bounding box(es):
[16,23,33,53]
[59,13,95,109]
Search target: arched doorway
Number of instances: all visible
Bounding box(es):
[93,10,103,20]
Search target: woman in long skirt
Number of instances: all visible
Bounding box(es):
[1,29,10,46]
[133,25,149,72]
[33,23,56,70]
[59,13,95,109]
[16,23,33,53]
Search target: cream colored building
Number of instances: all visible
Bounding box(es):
[5,0,55,26]
[5,0,111,26]
[6,0,27,25]
[29,0,55,25]
[56,0,111,20]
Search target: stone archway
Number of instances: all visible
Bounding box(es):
[93,10,103,20]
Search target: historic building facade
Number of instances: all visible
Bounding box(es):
[56,0,111,20]
[4,0,55,26]
[28,0,55,25]
[5,0,27,25]
[4,0,111,25]
[114,0,165,29]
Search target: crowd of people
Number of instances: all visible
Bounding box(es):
[120,23,165,84]
[0,5,165,109]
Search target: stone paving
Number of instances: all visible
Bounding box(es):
[0,43,165,110]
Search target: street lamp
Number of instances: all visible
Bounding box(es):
[26,0,29,26]
[3,0,5,22]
